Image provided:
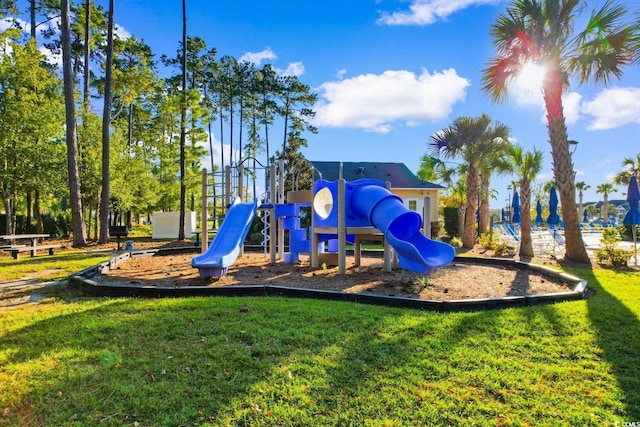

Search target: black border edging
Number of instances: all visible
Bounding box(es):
[68,251,589,312]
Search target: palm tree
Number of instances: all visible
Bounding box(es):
[575,181,590,222]
[508,145,544,257]
[482,0,636,264]
[429,114,510,249]
[596,182,617,225]
[424,158,466,239]
[613,153,640,186]
[478,141,512,234]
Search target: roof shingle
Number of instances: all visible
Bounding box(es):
[309,161,444,189]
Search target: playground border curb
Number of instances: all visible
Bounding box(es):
[69,249,588,312]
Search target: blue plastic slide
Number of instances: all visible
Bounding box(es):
[351,184,455,275]
[192,199,257,277]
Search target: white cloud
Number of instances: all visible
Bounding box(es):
[1,16,28,32]
[198,136,240,171]
[336,69,347,79]
[581,87,640,130]
[561,92,582,126]
[39,45,61,68]
[239,48,303,77]
[280,61,304,77]
[114,24,132,40]
[314,68,469,133]
[377,0,501,26]
[239,47,277,65]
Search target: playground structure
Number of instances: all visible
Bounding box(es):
[192,160,455,278]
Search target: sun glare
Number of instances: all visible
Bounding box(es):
[511,61,548,104]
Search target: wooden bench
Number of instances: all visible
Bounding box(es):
[4,244,62,259]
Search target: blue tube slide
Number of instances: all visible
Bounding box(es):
[351,184,455,275]
[192,199,257,277]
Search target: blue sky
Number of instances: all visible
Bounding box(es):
[7,0,640,208]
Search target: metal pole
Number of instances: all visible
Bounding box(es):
[225,166,232,209]
[423,196,431,238]
[238,164,244,202]
[278,159,285,260]
[269,165,277,265]
[201,169,208,252]
[338,179,346,274]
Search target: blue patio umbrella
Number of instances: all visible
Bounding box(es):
[583,209,589,223]
[547,186,560,227]
[511,190,521,224]
[535,200,543,227]
[501,208,506,221]
[622,175,640,265]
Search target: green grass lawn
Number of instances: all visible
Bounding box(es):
[0,261,639,425]
[0,251,111,283]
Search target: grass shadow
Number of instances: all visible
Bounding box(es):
[573,267,640,419]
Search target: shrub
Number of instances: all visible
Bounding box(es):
[41,212,71,237]
[129,223,152,237]
[478,232,496,249]
[491,240,515,257]
[595,247,634,267]
[56,213,71,237]
[594,228,634,267]
[449,236,462,247]
[443,206,459,239]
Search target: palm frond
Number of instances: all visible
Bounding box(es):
[569,1,635,84]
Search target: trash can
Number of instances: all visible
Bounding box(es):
[125,240,134,251]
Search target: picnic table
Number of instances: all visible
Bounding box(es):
[1,234,61,259]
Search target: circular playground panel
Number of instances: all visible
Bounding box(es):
[82,250,586,309]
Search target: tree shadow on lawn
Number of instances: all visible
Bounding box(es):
[578,268,640,419]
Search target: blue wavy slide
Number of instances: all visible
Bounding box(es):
[351,184,455,275]
[192,199,257,277]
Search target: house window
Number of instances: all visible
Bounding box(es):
[408,200,417,211]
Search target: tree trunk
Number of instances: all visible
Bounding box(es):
[457,205,465,239]
[83,0,90,116]
[94,202,99,240]
[10,193,17,234]
[463,167,479,248]
[479,175,490,234]
[34,189,43,233]
[99,0,114,244]
[518,180,534,258]
[29,0,36,39]
[578,193,583,221]
[26,191,32,230]
[542,73,589,263]
[178,0,187,240]
[87,200,93,239]
[2,188,11,234]
[61,0,87,247]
